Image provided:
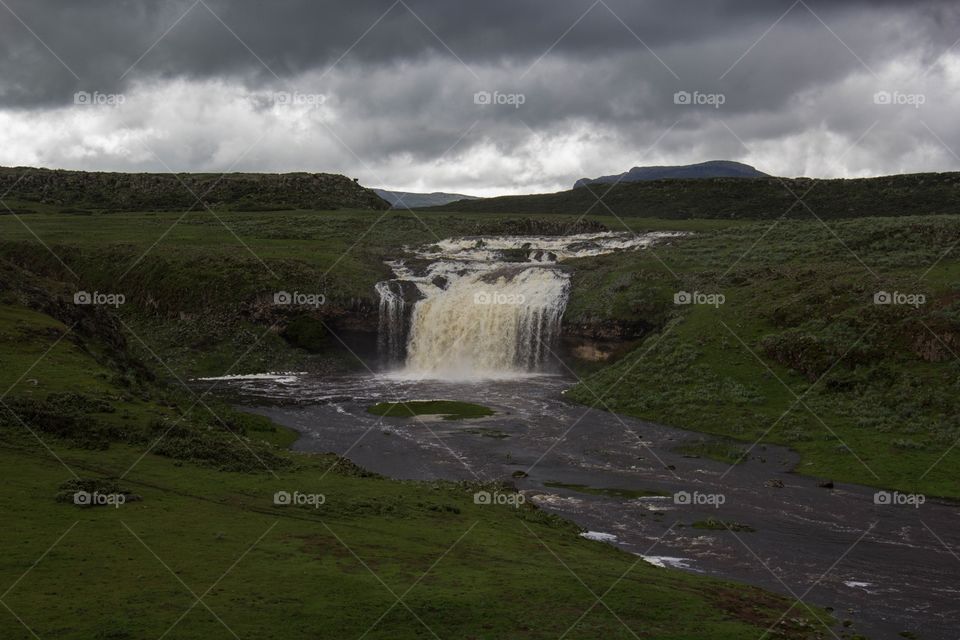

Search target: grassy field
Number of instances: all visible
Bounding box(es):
[565,214,960,499]
[1,443,829,640]
[0,206,611,311]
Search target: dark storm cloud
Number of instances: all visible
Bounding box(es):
[0,0,958,190]
[1,0,956,107]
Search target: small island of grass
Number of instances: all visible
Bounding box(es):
[367,400,495,420]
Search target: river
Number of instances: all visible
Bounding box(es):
[205,371,960,640]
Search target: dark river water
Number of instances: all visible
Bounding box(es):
[208,372,960,640]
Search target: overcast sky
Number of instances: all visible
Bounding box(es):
[1,0,958,195]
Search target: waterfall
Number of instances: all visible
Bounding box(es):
[374,231,683,379]
[404,267,570,377]
[375,280,408,366]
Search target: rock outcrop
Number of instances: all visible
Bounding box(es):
[0,166,390,211]
[575,160,767,188]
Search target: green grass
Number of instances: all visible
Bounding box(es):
[368,400,495,420]
[0,441,830,640]
[0,208,613,305]
[0,305,116,397]
[542,482,668,500]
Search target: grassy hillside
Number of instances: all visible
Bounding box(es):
[428,172,960,220]
[564,215,960,498]
[0,447,826,639]
[0,166,391,212]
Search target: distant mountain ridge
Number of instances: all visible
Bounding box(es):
[426,172,960,220]
[373,189,482,209]
[574,160,767,188]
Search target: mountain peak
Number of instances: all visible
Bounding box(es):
[574,160,768,188]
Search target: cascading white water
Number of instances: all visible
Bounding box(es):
[375,231,683,379]
[405,266,570,376]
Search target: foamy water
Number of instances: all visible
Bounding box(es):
[376,231,682,379]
